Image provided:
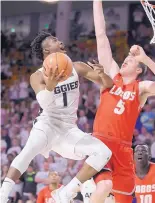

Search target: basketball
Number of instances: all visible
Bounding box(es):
[43,52,73,82]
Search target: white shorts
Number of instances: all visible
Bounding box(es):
[33,116,90,160]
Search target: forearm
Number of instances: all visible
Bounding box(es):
[100,74,113,88]
[74,61,103,85]
[144,56,155,74]
[93,1,106,37]
[93,1,113,73]
[36,89,54,110]
[35,178,44,183]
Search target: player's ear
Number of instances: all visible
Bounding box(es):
[148,154,152,161]
[43,48,50,54]
[136,67,142,75]
[43,49,51,60]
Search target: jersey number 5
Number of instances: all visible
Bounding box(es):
[63,92,68,107]
[114,99,125,115]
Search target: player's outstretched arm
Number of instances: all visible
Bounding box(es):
[130,45,155,96]
[74,61,113,89]
[87,60,113,88]
[93,0,119,79]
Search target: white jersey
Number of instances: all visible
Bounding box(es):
[37,67,79,124]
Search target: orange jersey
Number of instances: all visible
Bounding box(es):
[93,73,140,143]
[37,185,61,203]
[135,163,155,203]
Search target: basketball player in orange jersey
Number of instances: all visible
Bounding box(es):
[37,171,61,203]
[90,1,155,203]
[134,145,155,203]
[0,31,113,203]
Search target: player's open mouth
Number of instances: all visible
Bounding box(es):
[137,157,143,160]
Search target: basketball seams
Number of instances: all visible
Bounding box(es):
[55,52,59,77]
[43,52,72,81]
[57,52,69,79]
[64,55,69,78]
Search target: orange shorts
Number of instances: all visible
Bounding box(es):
[93,135,135,195]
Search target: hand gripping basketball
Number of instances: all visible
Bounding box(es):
[43,67,65,91]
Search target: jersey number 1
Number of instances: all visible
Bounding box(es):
[114,99,125,115]
[63,92,68,107]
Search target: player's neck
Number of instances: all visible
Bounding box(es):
[136,162,150,178]
[122,75,136,85]
[49,183,59,191]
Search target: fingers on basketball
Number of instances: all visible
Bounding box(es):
[43,53,73,82]
[56,70,65,81]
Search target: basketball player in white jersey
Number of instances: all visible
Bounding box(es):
[81,179,115,203]
[0,31,113,203]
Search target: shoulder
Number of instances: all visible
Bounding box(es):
[150,162,155,168]
[39,186,48,194]
[30,70,43,80]
[112,73,122,84]
[30,69,44,87]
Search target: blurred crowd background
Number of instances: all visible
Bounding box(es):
[1,1,155,203]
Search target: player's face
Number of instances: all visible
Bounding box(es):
[48,171,60,184]
[47,38,65,53]
[43,38,66,59]
[134,145,150,165]
[120,55,141,78]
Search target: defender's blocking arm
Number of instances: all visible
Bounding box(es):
[93,0,119,79]
[74,61,113,89]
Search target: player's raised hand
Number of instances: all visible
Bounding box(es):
[87,60,105,78]
[130,45,147,63]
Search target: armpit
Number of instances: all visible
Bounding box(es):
[139,81,155,96]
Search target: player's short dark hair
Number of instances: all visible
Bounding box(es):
[138,62,147,79]
[30,31,57,61]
